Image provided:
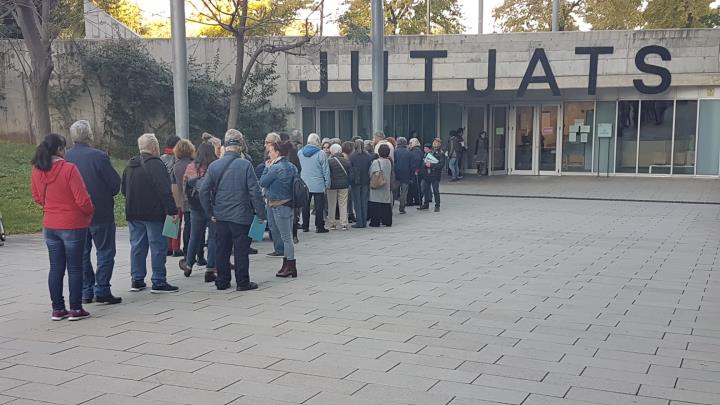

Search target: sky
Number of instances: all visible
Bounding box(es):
[131,0,505,35]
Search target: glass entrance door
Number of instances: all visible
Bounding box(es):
[514,106,535,172]
[539,105,560,173]
[511,104,561,175]
[491,106,508,174]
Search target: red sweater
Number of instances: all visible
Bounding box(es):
[31,159,95,230]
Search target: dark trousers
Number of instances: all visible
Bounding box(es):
[45,228,87,311]
[422,178,441,207]
[215,221,251,289]
[368,201,392,227]
[302,192,326,231]
[182,211,191,253]
[351,184,369,228]
[82,222,117,299]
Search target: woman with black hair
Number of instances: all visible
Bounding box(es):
[179,142,218,283]
[31,133,95,321]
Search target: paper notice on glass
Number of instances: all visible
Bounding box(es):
[495,127,505,135]
[581,133,588,143]
[574,119,585,126]
[569,132,577,143]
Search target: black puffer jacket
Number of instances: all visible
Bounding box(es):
[328,154,353,190]
[122,154,178,222]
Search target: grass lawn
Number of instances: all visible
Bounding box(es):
[0,141,127,235]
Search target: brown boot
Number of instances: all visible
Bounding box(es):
[204,269,217,283]
[277,259,297,278]
[275,258,288,277]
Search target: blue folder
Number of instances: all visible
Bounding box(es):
[162,215,180,239]
[248,215,265,241]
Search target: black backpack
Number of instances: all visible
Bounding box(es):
[185,175,205,210]
[291,174,309,209]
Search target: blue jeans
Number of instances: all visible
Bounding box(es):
[129,221,169,288]
[82,222,117,299]
[215,221,251,289]
[186,208,216,268]
[351,184,369,227]
[44,228,87,311]
[267,205,295,260]
[449,157,460,179]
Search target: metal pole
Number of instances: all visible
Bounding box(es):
[170,0,189,139]
[426,0,431,35]
[552,0,559,31]
[478,0,483,34]
[371,0,384,134]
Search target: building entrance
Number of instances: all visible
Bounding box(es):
[510,104,562,175]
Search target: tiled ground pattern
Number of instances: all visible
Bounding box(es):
[0,178,718,404]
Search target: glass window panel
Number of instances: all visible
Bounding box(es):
[357,105,372,139]
[638,100,674,174]
[673,101,697,175]
[539,105,559,171]
[492,106,507,171]
[562,102,594,173]
[515,106,534,171]
[422,104,436,143]
[383,105,394,135]
[339,110,353,141]
[440,103,463,147]
[616,100,639,173]
[594,101,616,174]
[409,104,423,140]
[394,104,409,138]
[302,107,316,137]
[466,107,486,172]
[320,110,336,139]
[697,100,720,175]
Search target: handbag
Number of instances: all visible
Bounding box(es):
[369,160,387,189]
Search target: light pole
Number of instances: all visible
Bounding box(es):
[478,0,483,34]
[426,0,431,35]
[371,0,384,134]
[170,0,189,139]
[552,0,559,31]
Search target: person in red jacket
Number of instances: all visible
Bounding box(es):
[31,133,95,322]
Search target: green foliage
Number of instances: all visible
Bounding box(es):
[492,0,718,32]
[0,141,127,235]
[338,0,464,35]
[77,39,287,157]
[93,0,144,34]
[189,0,314,37]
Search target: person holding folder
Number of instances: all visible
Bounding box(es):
[200,130,266,291]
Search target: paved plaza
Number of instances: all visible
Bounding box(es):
[0,178,719,405]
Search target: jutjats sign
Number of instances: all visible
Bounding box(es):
[299,45,672,100]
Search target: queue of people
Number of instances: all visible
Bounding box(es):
[30,120,451,321]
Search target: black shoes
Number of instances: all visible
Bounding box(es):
[82,298,93,304]
[249,247,258,255]
[171,250,184,257]
[197,257,207,267]
[95,295,122,305]
[151,284,179,294]
[417,205,429,211]
[179,259,193,277]
[316,228,329,234]
[434,206,440,212]
[204,269,217,283]
[237,282,259,291]
[130,281,147,292]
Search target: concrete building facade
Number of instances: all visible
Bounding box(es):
[1,28,719,176]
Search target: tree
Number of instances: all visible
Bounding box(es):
[492,0,581,32]
[338,0,464,36]
[139,18,172,38]
[2,0,79,143]
[188,0,321,130]
[643,0,715,29]
[93,0,144,34]
[583,0,643,30]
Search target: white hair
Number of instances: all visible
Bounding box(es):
[307,133,321,146]
[409,138,421,148]
[70,120,93,144]
[291,129,303,145]
[224,129,246,153]
[265,132,281,144]
[330,144,342,155]
[138,133,159,155]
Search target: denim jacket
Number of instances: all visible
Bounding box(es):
[259,157,297,201]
